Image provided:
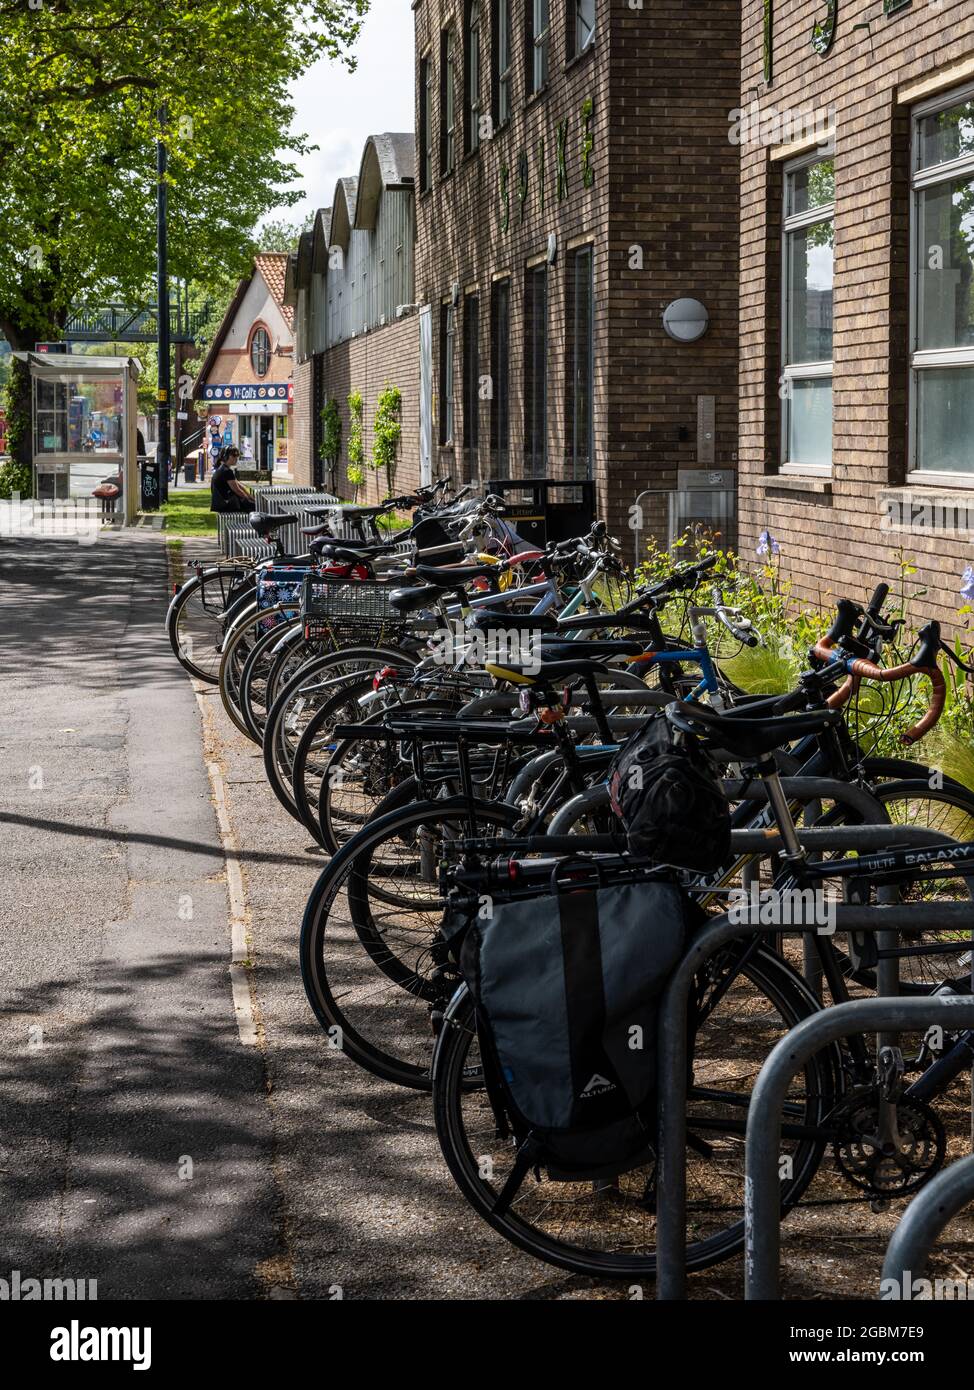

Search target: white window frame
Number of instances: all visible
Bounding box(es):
[574,0,596,57]
[497,0,512,127]
[907,80,974,486]
[531,0,550,95]
[467,0,482,154]
[443,29,458,175]
[781,148,835,476]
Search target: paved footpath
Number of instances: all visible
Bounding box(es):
[0,534,278,1299]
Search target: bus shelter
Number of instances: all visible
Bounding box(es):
[17,353,142,526]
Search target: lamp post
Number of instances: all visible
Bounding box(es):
[156,103,171,506]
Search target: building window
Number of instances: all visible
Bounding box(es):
[465,1,482,156]
[524,264,548,476]
[528,0,550,96]
[569,246,594,480]
[493,0,513,130]
[441,28,458,175]
[491,279,511,479]
[910,85,974,476]
[463,293,481,480]
[250,326,271,377]
[781,154,834,471]
[440,302,456,446]
[569,0,596,59]
[420,54,434,192]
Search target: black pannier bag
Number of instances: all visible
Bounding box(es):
[607,712,731,873]
[457,873,689,1193]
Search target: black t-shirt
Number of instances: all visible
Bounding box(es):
[211,463,243,512]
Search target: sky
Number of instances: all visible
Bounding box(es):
[270,3,416,229]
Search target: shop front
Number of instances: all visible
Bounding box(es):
[200,383,292,477]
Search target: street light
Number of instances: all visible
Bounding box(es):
[156,103,171,506]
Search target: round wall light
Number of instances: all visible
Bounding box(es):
[662,298,710,344]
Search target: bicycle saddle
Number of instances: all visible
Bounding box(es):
[389,583,447,614]
[469,610,559,634]
[539,640,647,660]
[486,656,610,686]
[250,513,300,536]
[415,562,499,586]
[666,701,843,761]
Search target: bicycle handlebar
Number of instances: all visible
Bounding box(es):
[713,588,759,648]
[813,618,946,746]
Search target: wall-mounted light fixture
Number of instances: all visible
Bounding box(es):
[662,298,710,344]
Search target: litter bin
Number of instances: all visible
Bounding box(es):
[485,478,596,548]
[183,459,197,485]
[140,457,162,511]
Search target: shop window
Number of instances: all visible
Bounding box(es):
[524,264,548,476]
[568,245,594,480]
[463,293,480,480]
[490,279,511,479]
[568,0,596,60]
[492,0,513,130]
[781,154,834,471]
[910,84,974,476]
[465,1,482,156]
[527,0,550,96]
[440,302,456,446]
[441,28,458,175]
[250,326,271,377]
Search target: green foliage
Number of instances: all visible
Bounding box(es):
[0,3,369,347]
[636,530,974,773]
[319,397,342,488]
[371,383,402,494]
[1,356,31,475]
[0,458,32,500]
[256,216,314,253]
[346,389,364,493]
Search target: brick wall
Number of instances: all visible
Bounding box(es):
[414,0,741,541]
[291,357,314,487]
[291,317,421,502]
[739,0,974,632]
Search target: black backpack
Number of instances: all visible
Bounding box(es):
[454,872,689,1201]
[608,712,731,873]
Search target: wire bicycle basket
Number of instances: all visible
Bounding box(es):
[301,573,404,644]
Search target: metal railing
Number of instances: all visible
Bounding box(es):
[745,995,974,1300]
[881,1154,974,1298]
[654,817,971,1300]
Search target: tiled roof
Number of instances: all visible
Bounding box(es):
[255,252,294,329]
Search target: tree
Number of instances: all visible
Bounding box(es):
[257,217,314,254]
[0,1,369,467]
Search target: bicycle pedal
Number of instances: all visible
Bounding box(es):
[877,1045,905,1102]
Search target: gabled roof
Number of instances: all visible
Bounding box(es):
[295,231,314,292]
[311,208,334,275]
[354,133,416,230]
[192,253,294,397]
[329,177,359,252]
[283,252,299,309]
[255,252,294,330]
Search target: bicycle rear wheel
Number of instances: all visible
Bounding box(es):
[432,944,833,1279]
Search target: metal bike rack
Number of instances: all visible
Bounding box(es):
[880,1153,974,1298]
[551,773,891,838]
[654,820,969,1300]
[745,996,974,1300]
